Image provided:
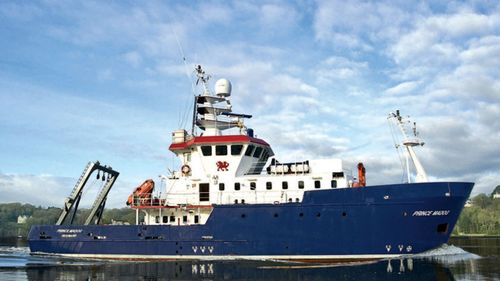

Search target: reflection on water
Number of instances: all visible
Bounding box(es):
[0,237,498,281]
[3,258,457,281]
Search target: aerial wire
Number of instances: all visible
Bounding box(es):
[168,19,197,131]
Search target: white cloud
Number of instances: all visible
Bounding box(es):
[385,81,420,95]
[390,11,499,66]
[0,172,140,208]
[0,173,71,207]
[315,56,368,84]
[313,0,413,50]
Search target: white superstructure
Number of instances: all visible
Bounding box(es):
[130,66,367,226]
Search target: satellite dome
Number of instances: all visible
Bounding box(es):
[215,79,232,97]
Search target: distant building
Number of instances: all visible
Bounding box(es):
[110,219,130,225]
[464,199,473,207]
[17,215,30,224]
[492,185,500,199]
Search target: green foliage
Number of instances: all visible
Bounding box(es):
[454,193,500,235]
[0,203,136,238]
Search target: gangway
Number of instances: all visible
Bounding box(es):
[56,161,119,225]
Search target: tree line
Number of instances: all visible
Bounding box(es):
[453,189,500,235]
[0,203,136,238]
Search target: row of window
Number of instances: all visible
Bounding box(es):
[154,211,349,224]
[218,180,337,191]
[199,144,270,160]
[201,145,243,156]
[156,215,200,224]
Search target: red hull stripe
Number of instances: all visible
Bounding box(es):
[169,135,270,151]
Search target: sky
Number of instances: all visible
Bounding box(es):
[0,0,499,208]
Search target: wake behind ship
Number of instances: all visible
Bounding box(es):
[28,66,473,261]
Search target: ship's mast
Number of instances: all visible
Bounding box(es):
[191,65,251,137]
[388,110,428,183]
[191,65,211,136]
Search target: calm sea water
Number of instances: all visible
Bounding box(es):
[0,237,498,281]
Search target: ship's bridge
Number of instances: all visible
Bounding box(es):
[169,133,274,177]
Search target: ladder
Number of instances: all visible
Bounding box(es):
[56,161,119,225]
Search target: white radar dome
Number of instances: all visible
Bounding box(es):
[215,79,232,97]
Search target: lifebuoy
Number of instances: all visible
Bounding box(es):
[181,164,191,175]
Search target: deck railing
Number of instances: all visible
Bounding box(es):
[130,189,306,208]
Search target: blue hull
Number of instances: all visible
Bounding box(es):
[28,182,473,260]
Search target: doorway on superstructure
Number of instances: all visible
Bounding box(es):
[199,183,210,202]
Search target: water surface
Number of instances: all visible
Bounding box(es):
[0,237,498,280]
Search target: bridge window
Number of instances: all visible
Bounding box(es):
[282,181,288,190]
[201,146,212,156]
[183,216,187,223]
[253,146,263,158]
[162,216,168,223]
[169,216,175,222]
[298,181,304,189]
[219,183,225,191]
[260,149,269,161]
[194,215,199,224]
[266,182,272,190]
[234,182,241,191]
[215,145,227,155]
[231,144,243,155]
[244,145,255,156]
[331,180,337,188]
[314,180,321,189]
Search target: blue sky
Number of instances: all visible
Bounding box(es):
[1,1,499,207]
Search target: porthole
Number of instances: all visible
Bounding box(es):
[314,180,321,189]
[266,182,272,190]
[282,181,288,190]
[298,181,304,189]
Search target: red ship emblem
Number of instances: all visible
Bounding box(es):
[216,161,229,171]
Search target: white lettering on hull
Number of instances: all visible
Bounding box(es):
[412,210,450,216]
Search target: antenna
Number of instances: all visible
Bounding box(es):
[168,20,197,131]
[195,64,211,95]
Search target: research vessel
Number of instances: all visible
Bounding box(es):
[28,66,473,261]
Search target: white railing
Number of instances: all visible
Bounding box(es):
[130,189,305,208]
